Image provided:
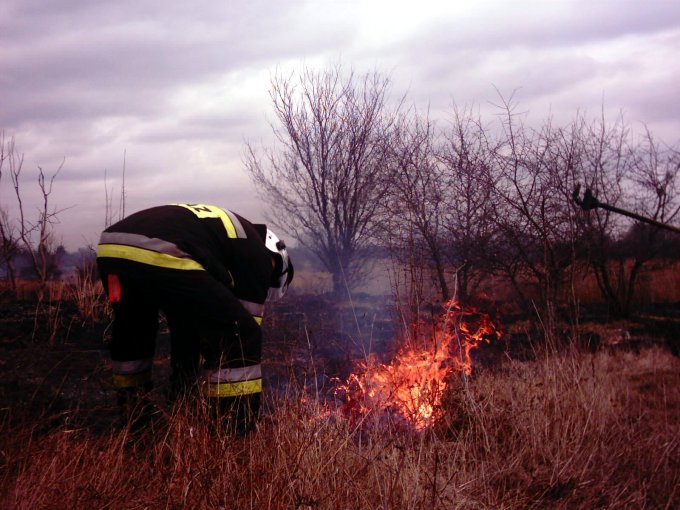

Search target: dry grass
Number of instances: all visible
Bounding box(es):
[569,261,680,306]
[1,345,678,509]
[67,268,111,326]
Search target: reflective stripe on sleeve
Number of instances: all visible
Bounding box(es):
[239,299,264,325]
[97,244,205,271]
[203,379,262,397]
[99,232,193,258]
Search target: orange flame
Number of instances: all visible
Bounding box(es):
[334,299,502,431]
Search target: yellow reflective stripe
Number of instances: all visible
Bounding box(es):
[203,378,262,397]
[207,364,262,383]
[98,244,205,271]
[99,232,191,258]
[173,204,239,238]
[112,371,152,388]
[223,209,247,238]
[238,299,264,326]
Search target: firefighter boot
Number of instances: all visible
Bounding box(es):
[211,393,261,434]
[116,381,160,432]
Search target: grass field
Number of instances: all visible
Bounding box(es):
[1,266,679,509]
[1,342,678,509]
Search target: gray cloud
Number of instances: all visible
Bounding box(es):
[1,0,678,250]
[409,0,680,53]
[1,0,355,127]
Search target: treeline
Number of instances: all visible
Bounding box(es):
[0,246,94,283]
[2,66,679,319]
[246,64,680,319]
[383,101,680,318]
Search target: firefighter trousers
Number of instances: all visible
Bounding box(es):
[96,259,262,429]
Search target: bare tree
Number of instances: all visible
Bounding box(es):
[382,111,452,302]
[0,209,19,291]
[438,105,498,303]
[0,132,19,290]
[3,134,65,287]
[384,106,498,304]
[245,64,399,294]
[104,150,128,229]
[488,94,582,314]
[576,119,680,317]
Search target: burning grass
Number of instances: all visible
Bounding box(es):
[334,300,502,431]
[1,345,679,509]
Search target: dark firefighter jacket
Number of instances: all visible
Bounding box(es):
[96,204,273,325]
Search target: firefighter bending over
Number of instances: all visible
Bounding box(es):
[96,203,294,431]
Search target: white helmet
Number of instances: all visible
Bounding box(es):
[265,228,294,301]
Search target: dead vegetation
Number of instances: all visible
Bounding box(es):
[0,245,678,509]
[1,330,678,509]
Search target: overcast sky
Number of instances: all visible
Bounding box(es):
[1,0,679,251]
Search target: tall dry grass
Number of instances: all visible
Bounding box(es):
[1,345,678,509]
[67,265,111,326]
[0,271,110,344]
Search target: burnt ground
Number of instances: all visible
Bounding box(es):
[1,294,679,436]
[0,293,397,434]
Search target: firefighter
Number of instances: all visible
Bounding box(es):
[96,203,294,431]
